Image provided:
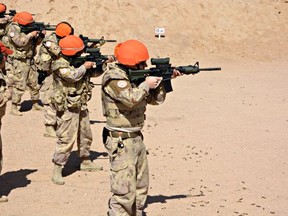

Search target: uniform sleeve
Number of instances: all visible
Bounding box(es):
[58,65,87,82]
[147,82,166,105]
[0,16,11,24]
[9,25,33,47]
[103,79,150,108]
[44,39,61,57]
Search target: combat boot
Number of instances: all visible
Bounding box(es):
[32,100,43,111]
[10,104,23,116]
[0,195,8,203]
[52,164,65,185]
[44,125,57,138]
[80,157,103,172]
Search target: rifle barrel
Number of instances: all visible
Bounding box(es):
[199,67,221,71]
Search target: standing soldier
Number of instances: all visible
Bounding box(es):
[2,11,44,116]
[0,3,12,41]
[36,21,74,137]
[51,35,103,185]
[0,3,13,100]
[101,39,181,216]
[0,43,13,203]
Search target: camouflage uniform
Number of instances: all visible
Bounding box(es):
[51,56,95,166]
[102,63,166,216]
[0,69,8,202]
[0,70,7,174]
[0,15,12,99]
[2,21,40,113]
[0,15,11,41]
[36,33,60,135]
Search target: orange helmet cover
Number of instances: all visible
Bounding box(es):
[0,3,6,13]
[15,12,34,26]
[55,22,73,38]
[59,35,85,56]
[116,39,149,66]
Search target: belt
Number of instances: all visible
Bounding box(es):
[10,57,32,64]
[109,131,141,139]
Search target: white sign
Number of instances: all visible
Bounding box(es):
[155,28,165,34]
[155,28,165,40]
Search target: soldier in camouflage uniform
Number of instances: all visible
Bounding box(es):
[0,3,12,100]
[2,11,44,116]
[0,3,12,41]
[51,35,104,185]
[101,40,181,216]
[36,22,74,138]
[0,43,13,203]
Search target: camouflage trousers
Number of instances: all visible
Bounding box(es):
[43,105,57,127]
[40,75,56,126]
[0,105,6,174]
[104,134,149,216]
[6,58,40,105]
[0,120,2,175]
[52,108,92,166]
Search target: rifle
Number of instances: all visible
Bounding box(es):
[20,22,56,34]
[3,9,35,17]
[128,57,221,92]
[69,48,113,72]
[79,34,117,48]
[5,9,16,17]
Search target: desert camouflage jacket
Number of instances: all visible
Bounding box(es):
[102,63,166,128]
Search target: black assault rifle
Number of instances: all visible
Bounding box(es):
[69,48,113,72]
[128,58,221,92]
[3,9,35,17]
[20,22,56,34]
[79,34,117,48]
[5,9,17,17]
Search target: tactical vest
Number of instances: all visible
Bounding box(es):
[51,57,92,111]
[2,22,34,59]
[0,16,11,40]
[102,64,147,128]
[35,33,59,71]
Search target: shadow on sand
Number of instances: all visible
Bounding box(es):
[143,194,188,215]
[62,150,108,177]
[0,169,37,196]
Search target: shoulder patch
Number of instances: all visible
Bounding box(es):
[45,41,52,47]
[9,32,15,38]
[59,68,70,77]
[117,80,128,88]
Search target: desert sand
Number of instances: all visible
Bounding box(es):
[0,0,288,216]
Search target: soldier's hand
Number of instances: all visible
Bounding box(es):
[145,76,163,89]
[41,30,46,35]
[83,61,96,69]
[171,69,183,79]
[105,55,116,63]
[29,30,39,38]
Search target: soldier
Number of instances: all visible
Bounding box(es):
[51,35,104,185]
[0,3,13,100]
[101,39,181,216]
[36,21,74,138]
[0,3,12,41]
[2,11,45,116]
[0,43,13,203]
